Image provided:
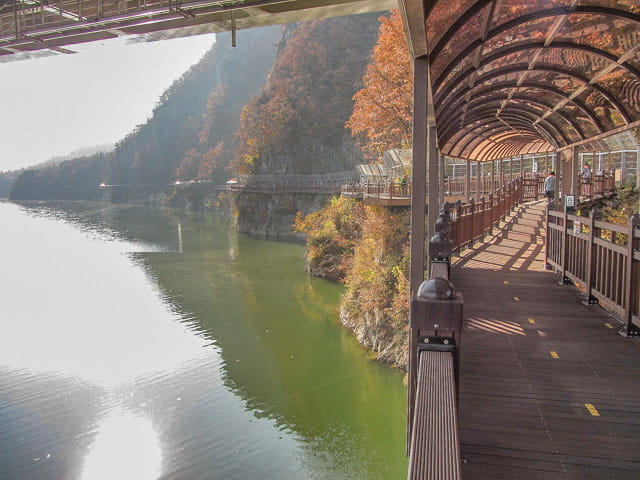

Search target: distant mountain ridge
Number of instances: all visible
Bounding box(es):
[34,144,114,169]
[9,12,386,201]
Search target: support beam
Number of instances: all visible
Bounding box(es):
[572,147,580,195]
[465,159,470,198]
[439,152,445,205]
[476,161,481,200]
[408,55,428,452]
[427,126,439,271]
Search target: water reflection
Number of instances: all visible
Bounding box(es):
[0,202,207,386]
[81,408,161,480]
[0,201,408,479]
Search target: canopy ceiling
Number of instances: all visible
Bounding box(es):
[401,0,640,161]
[2,1,639,163]
[0,0,393,60]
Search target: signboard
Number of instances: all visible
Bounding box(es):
[565,195,575,208]
[574,221,581,235]
[532,162,538,173]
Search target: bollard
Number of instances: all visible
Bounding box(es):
[411,277,464,393]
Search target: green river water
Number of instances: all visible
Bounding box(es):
[0,201,407,479]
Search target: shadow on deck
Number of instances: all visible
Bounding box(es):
[452,200,640,479]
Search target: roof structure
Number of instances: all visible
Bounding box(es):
[401,0,640,161]
[2,1,638,162]
[0,0,393,61]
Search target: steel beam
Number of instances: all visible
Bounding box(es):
[408,55,429,453]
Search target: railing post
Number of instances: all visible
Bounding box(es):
[585,209,600,304]
[625,215,640,336]
[545,202,551,270]
[469,197,475,247]
[488,193,494,236]
[479,195,485,241]
[560,205,572,285]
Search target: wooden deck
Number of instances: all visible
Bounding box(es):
[452,201,640,479]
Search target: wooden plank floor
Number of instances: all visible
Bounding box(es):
[452,200,640,479]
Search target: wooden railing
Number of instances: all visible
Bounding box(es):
[546,208,640,336]
[409,205,462,480]
[448,179,524,253]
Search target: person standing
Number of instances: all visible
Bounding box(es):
[544,171,556,204]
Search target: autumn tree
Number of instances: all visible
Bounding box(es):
[176,148,201,181]
[232,14,381,175]
[347,10,413,159]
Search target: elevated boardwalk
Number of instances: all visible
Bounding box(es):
[452,201,640,478]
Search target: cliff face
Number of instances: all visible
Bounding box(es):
[231,13,383,177]
[232,192,332,241]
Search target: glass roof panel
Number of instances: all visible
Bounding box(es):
[556,14,639,58]
[577,0,640,16]
[428,0,640,161]
[536,48,607,80]
[490,0,567,31]
[427,0,480,54]
[436,46,480,97]
[430,4,490,83]
[483,17,554,55]
[629,49,640,72]
[579,89,621,130]
[476,50,533,77]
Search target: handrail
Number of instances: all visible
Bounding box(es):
[409,205,462,480]
[545,207,640,336]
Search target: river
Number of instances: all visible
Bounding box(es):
[0,201,407,479]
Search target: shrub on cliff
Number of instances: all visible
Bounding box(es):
[340,206,410,369]
[294,196,365,280]
[296,198,411,369]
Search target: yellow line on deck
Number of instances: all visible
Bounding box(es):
[585,403,600,416]
[550,351,559,358]
[605,323,613,329]
[528,318,535,324]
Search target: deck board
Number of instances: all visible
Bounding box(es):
[452,200,640,479]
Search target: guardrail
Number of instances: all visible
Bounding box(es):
[409,204,462,480]
[448,179,523,252]
[546,208,640,336]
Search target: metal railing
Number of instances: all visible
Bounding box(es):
[546,208,640,336]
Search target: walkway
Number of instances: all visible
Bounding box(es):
[452,200,640,479]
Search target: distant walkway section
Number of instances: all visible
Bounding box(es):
[452,200,640,478]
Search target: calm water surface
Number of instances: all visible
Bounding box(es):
[0,201,407,479]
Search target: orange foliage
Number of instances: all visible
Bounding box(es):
[176,148,201,181]
[347,10,413,159]
[198,140,225,179]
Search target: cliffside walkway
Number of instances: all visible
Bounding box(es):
[451,200,640,478]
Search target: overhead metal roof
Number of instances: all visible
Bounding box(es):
[2,1,638,163]
[0,0,394,60]
[401,0,640,161]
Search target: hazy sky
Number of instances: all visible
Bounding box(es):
[0,33,216,172]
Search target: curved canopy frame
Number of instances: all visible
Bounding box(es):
[410,0,640,161]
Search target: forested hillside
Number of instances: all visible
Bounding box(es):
[10,12,384,200]
[232,13,382,175]
[10,25,281,199]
